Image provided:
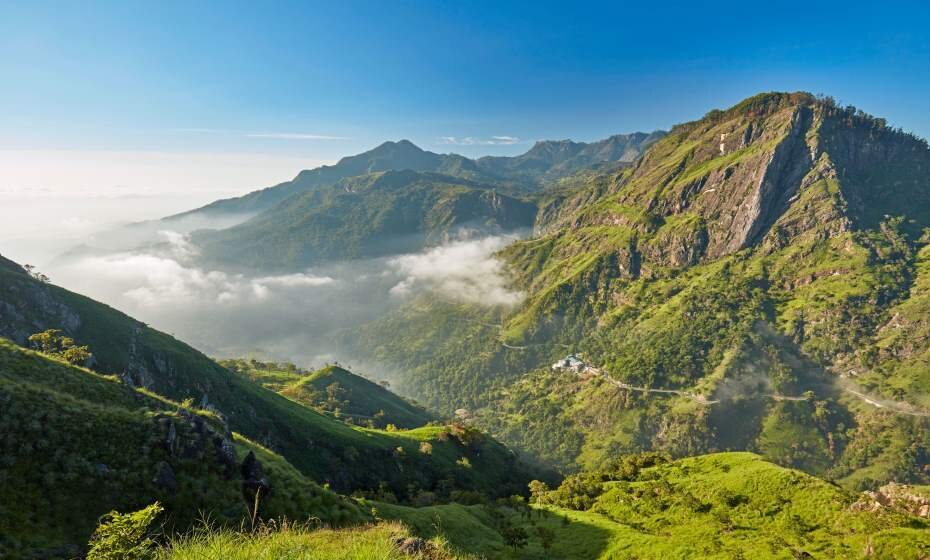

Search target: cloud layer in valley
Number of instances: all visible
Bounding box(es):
[388,235,523,306]
[47,232,523,368]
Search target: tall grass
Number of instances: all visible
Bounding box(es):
[157,521,467,560]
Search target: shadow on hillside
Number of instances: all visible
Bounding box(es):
[511,508,614,560]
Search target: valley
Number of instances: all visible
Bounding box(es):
[4,92,930,559]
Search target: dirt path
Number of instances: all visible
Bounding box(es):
[842,387,930,417]
[448,308,928,416]
[586,367,721,405]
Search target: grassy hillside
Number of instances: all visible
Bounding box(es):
[0,338,365,559]
[193,169,537,270]
[383,453,930,558]
[173,453,929,559]
[223,359,435,429]
[527,452,930,559]
[0,255,533,503]
[348,92,930,487]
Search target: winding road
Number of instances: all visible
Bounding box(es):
[444,304,929,417]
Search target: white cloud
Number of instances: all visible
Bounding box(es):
[170,128,348,141]
[244,132,350,140]
[158,230,199,260]
[436,136,522,146]
[388,235,523,306]
[60,217,95,231]
[67,250,335,308]
[44,232,524,366]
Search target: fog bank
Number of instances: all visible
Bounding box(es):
[44,232,524,372]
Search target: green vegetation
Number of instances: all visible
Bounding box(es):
[27,327,92,365]
[222,359,435,429]
[158,522,471,560]
[195,170,537,270]
[146,453,930,559]
[0,338,365,558]
[87,503,164,560]
[6,91,930,558]
[348,92,930,489]
[527,452,930,558]
[0,258,533,506]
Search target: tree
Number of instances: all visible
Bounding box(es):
[528,479,550,503]
[23,264,50,283]
[501,525,528,551]
[28,329,92,365]
[537,526,556,556]
[324,382,347,411]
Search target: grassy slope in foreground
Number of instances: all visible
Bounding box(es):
[369,453,930,559]
[223,359,435,429]
[0,255,532,500]
[536,452,930,559]
[159,522,472,560]
[0,339,365,559]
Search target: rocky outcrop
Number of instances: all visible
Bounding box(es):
[241,451,271,504]
[851,483,930,518]
[727,106,815,253]
[393,536,437,557]
[0,273,82,345]
[160,409,237,480]
[152,461,178,492]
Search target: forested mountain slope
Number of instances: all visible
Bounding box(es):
[191,170,537,270]
[166,133,662,221]
[0,254,532,501]
[349,92,930,488]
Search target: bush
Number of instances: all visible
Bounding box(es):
[87,503,163,560]
[28,329,92,366]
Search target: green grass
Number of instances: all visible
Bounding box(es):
[224,359,435,429]
[0,260,535,504]
[345,93,930,489]
[525,452,930,559]
[0,338,366,559]
[159,521,472,560]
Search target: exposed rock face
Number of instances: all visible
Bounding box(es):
[718,106,814,255]
[152,461,178,492]
[161,410,237,479]
[393,536,436,556]
[851,483,930,518]
[241,451,271,504]
[0,270,82,345]
[531,92,930,277]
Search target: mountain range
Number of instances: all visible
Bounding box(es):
[347,92,930,488]
[168,132,665,220]
[5,92,930,558]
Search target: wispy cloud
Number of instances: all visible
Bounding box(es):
[171,128,348,140]
[436,135,522,146]
[245,132,349,140]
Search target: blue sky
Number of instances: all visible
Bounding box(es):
[1,0,929,201]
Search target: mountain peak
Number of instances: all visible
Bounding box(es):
[370,138,424,153]
[540,91,930,269]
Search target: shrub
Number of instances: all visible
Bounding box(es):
[87,503,163,560]
[27,329,92,366]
